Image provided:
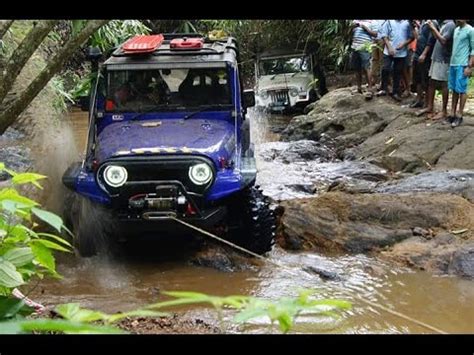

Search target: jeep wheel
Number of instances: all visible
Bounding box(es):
[227,186,276,255]
[69,196,117,257]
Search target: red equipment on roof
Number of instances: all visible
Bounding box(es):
[170,37,204,50]
[122,34,164,53]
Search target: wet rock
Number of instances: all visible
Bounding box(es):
[375,169,474,203]
[279,192,474,254]
[256,153,390,201]
[448,243,474,279]
[303,266,342,281]
[0,127,25,142]
[382,234,474,278]
[0,145,33,181]
[190,244,259,272]
[258,140,336,164]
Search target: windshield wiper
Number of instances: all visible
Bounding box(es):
[183,105,229,120]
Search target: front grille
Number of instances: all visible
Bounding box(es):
[97,156,215,200]
[269,90,289,104]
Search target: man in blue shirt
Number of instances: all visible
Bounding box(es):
[376,20,414,101]
[447,20,474,127]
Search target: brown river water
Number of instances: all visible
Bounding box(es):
[28,108,474,334]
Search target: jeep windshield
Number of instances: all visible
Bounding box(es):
[106,67,232,113]
[258,55,310,76]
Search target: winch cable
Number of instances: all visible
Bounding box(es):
[170,216,448,334]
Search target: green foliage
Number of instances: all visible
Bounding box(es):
[0,163,71,295]
[196,20,352,80]
[148,289,351,333]
[88,20,150,53]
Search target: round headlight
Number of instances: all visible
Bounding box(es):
[189,163,213,185]
[289,88,299,97]
[260,90,269,100]
[103,165,128,187]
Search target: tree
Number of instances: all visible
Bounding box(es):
[0,20,109,134]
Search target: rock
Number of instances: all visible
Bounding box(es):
[280,88,474,174]
[448,243,474,279]
[382,235,474,278]
[302,266,342,281]
[257,140,336,164]
[412,227,430,237]
[355,122,474,173]
[189,244,259,272]
[436,131,474,170]
[280,87,407,150]
[279,192,474,254]
[375,169,474,202]
[0,145,33,181]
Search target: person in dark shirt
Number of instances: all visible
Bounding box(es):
[410,20,438,109]
[418,19,456,120]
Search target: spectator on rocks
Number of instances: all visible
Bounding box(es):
[350,20,379,98]
[418,19,456,120]
[410,19,438,109]
[371,20,386,88]
[401,20,419,97]
[447,20,474,127]
[376,20,414,102]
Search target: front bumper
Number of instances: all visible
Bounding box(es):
[256,90,311,113]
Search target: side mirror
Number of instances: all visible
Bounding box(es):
[243,89,255,108]
[78,95,90,111]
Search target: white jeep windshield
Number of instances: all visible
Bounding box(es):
[106,67,232,112]
[258,56,310,76]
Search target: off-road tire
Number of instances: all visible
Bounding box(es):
[227,186,276,255]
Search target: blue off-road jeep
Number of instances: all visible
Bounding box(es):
[62,33,276,256]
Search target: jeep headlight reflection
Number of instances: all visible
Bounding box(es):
[189,163,213,185]
[103,165,128,188]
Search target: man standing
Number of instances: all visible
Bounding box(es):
[377,19,414,102]
[410,20,438,108]
[350,20,378,97]
[448,20,474,127]
[420,19,456,120]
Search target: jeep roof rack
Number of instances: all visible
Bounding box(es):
[110,33,238,58]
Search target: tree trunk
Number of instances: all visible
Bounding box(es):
[0,20,58,104]
[0,20,14,41]
[0,20,108,134]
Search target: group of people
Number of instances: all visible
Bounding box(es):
[351,19,474,127]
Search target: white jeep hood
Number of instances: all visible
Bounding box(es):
[256,73,313,92]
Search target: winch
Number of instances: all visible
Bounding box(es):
[128,185,186,211]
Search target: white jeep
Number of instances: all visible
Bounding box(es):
[254,49,327,114]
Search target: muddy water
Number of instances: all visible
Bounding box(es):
[30,108,474,334]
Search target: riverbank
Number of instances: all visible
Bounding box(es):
[264,86,474,279]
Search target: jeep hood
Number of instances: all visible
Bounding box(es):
[257,73,313,92]
[95,118,236,165]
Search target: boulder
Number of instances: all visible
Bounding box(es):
[279,192,474,255]
[280,88,407,150]
[375,169,474,202]
[355,121,474,173]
